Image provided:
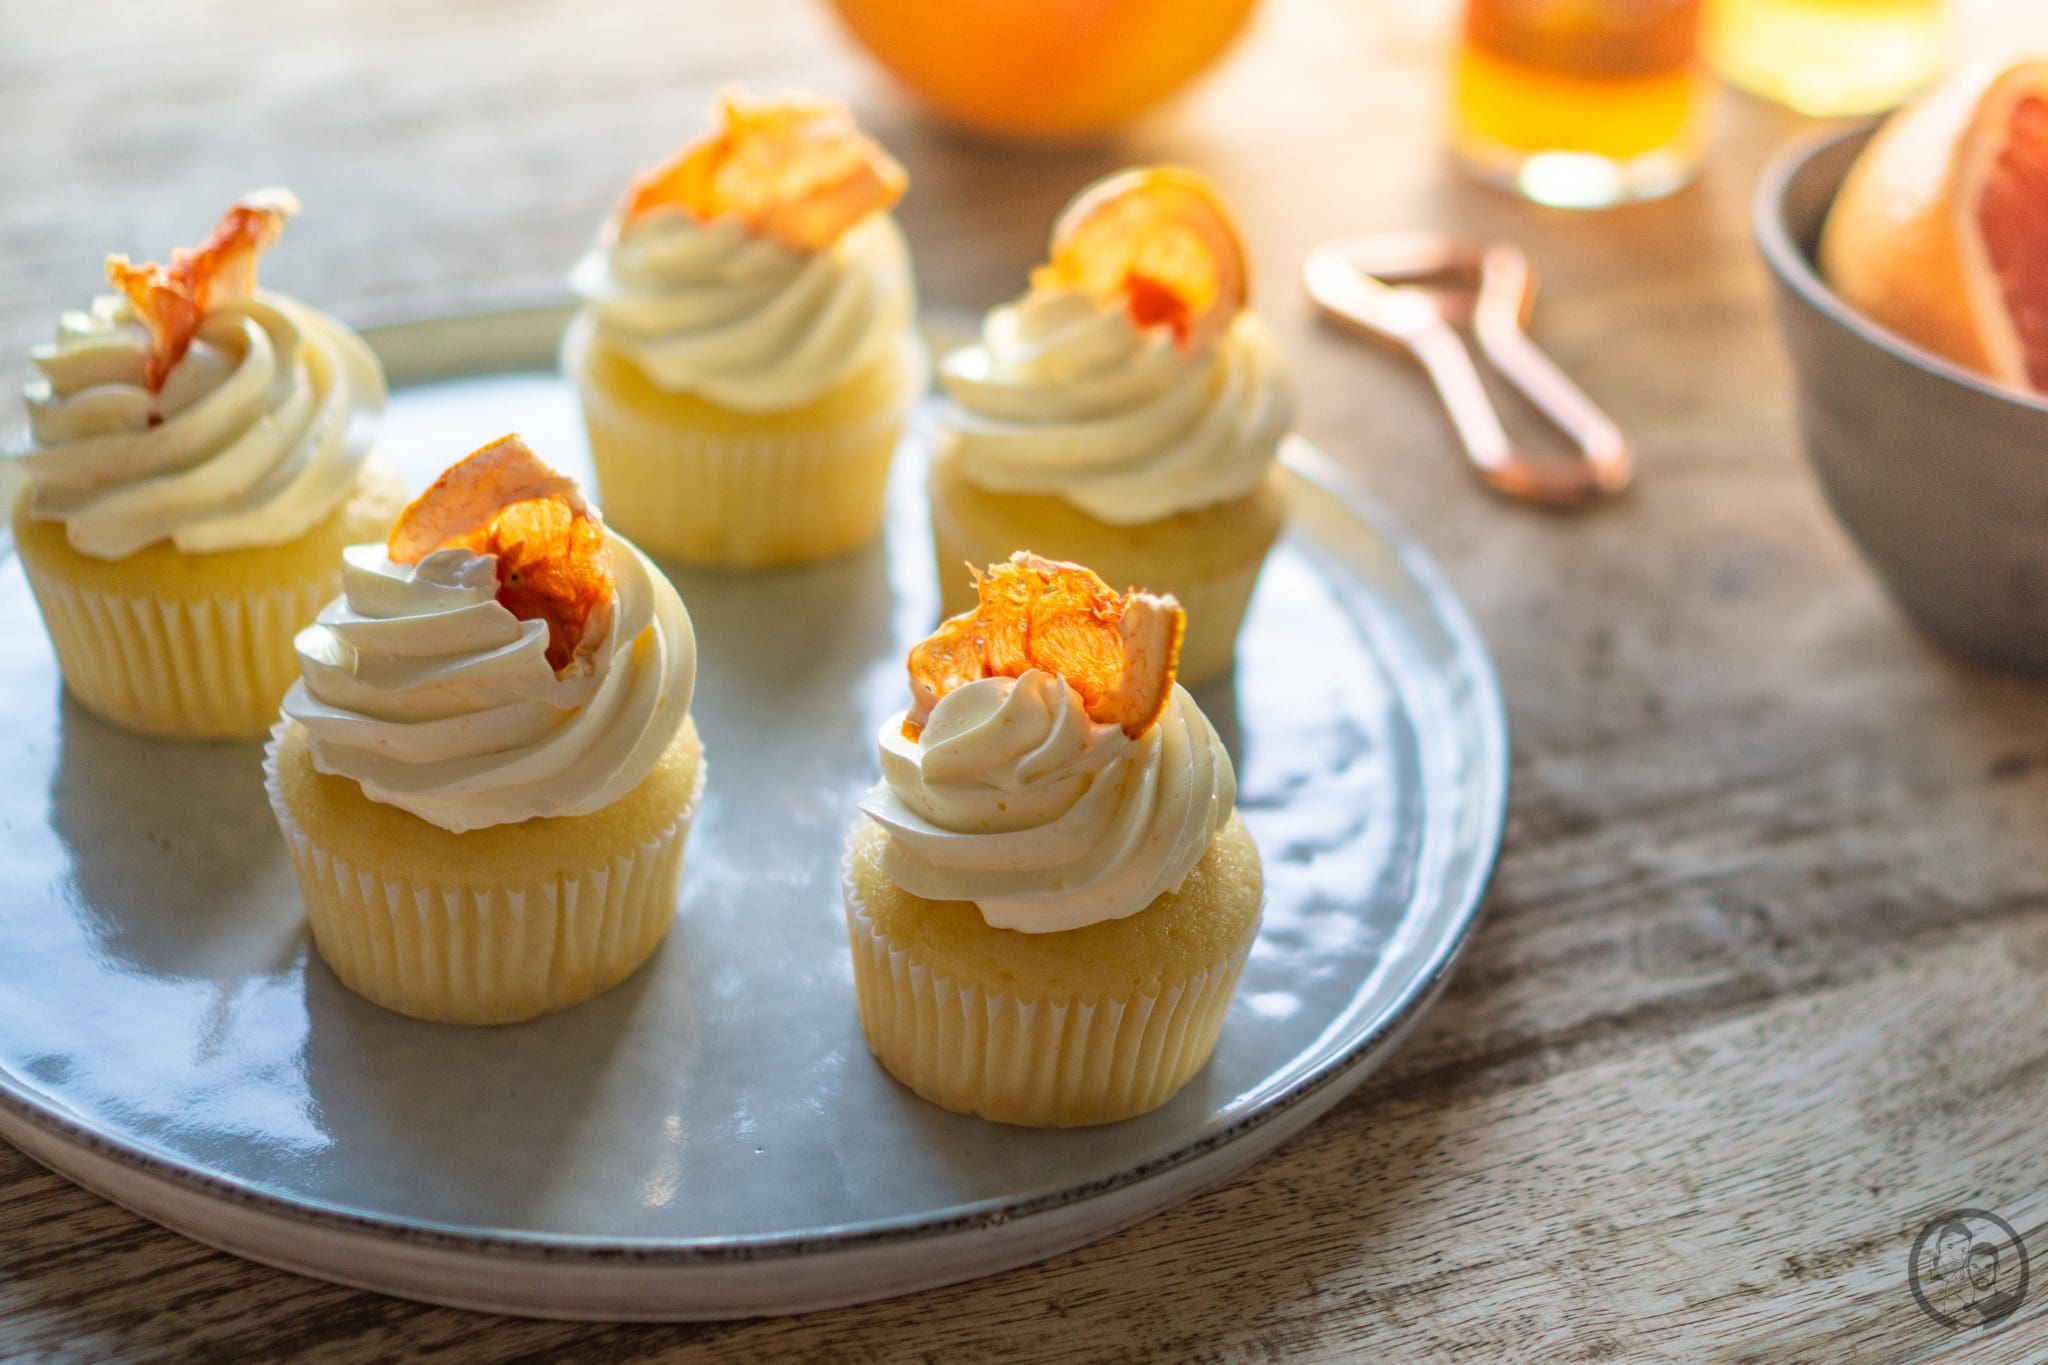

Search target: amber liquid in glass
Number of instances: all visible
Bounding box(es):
[1453,0,1710,208]
[1708,0,1946,116]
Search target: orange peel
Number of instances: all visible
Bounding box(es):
[1031,166,1248,352]
[105,188,299,393]
[617,88,906,253]
[389,435,615,674]
[905,552,1184,741]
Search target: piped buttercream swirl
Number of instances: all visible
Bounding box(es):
[281,531,696,834]
[13,292,383,559]
[570,212,915,412]
[860,670,1235,933]
[939,286,1291,524]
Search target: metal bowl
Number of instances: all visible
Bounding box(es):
[1756,124,2048,675]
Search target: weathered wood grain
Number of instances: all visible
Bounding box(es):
[6,0,2048,1357]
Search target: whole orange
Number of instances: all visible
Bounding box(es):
[824,0,1260,140]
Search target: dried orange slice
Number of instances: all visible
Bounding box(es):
[389,435,615,674]
[1031,166,1248,352]
[905,552,1184,740]
[617,89,906,253]
[1821,58,2048,393]
[104,188,299,392]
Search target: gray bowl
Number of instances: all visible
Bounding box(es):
[1756,125,2048,675]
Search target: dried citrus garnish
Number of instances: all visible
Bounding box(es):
[906,552,1185,740]
[1030,166,1248,352]
[388,435,615,674]
[617,88,906,253]
[104,189,299,393]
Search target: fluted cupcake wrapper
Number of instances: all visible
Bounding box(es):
[22,563,337,740]
[842,856,1260,1128]
[575,333,928,569]
[263,724,708,1026]
[929,514,1270,688]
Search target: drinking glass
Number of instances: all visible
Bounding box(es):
[1708,0,1947,116]
[1452,0,1712,209]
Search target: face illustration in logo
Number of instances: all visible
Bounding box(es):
[1910,1210,2030,1331]
[1931,1223,1972,1283]
[1969,1244,2001,1296]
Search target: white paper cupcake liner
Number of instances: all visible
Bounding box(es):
[842,852,1260,1128]
[22,564,337,740]
[263,724,708,1025]
[571,324,928,568]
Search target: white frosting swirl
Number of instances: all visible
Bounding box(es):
[13,292,384,559]
[939,287,1292,524]
[860,671,1235,933]
[570,212,916,412]
[281,531,696,834]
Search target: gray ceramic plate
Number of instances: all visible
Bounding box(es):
[0,307,1507,1320]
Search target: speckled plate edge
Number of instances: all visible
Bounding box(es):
[0,304,1508,1321]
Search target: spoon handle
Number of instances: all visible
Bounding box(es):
[1304,236,1633,507]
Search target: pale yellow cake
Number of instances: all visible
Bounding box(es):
[268,715,706,1025]
[565,316,924,568]
[14,461,406,739]
[928,439,1288,686]
[844,811,1263,1126]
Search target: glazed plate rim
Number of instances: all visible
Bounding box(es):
[0,302,1507,1269]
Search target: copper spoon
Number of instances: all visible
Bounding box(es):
[1304,233,1632,506]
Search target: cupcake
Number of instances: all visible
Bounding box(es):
[267,435,704,1025]
[844,552,1262,1127]
[9,190,402,739]
[931,167,1295,685]
[564,89,926,568]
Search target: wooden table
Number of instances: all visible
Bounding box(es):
[6,0,2048,1356]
